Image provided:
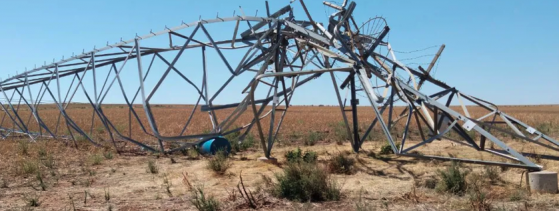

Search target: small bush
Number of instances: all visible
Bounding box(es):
[379,142,400,155]
[42,154,55,169]
[36,171,47,191]
[1,179,7,188]
[224,130,240,141]
[229,134,255,153]
[483,166,500,184]
[285,148,302,163]
[273,162,341,202]
[148,160,159,174]
[415,177,437,189]
[105,188,111,202]
[240,135,255,151]
[468,173,492,211]
[436,162,468,195]
[304,131,322,146]
[207,150,230,175]
[24,194,40,207]
[37,145,47,158]
[332,121,349,142]
[20,160,39,175]
[285,147,318,164]
[509,189,527,202]
[226,131,241,153]
[163,173,172,195]
[191,186,220,211]
[18,140,29,155]
[328,153,355,175]
[187,147,200,160]
[103,151,114,160]
[90,154,104,165]
[536,122,554,134]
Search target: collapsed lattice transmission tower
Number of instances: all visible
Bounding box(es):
[1,1,557,170]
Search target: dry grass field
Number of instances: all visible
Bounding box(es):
[0,105,558,210]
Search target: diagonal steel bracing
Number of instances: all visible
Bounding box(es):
[0,1,557,171]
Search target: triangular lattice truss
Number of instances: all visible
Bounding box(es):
[1,1,557,171]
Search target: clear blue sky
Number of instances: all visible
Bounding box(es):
[0,0,558,105]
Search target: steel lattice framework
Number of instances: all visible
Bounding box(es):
[1,1,557,171]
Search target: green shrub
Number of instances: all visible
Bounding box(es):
[40,154,56,169]
[148,160,159,174]
[24,193,40,207]
[230,135,255,153]
[240,135,255,150]
[536,122,554,134]
[285,148,302,162]
[37,145,47,158]
[483,166,500,184]
[36,171,46,191]
[90,154,104,165]
[20,159,39,175]
[103,151,114,160]
[468,173,492,211]
[509,189,527,202]
[379,142,400,155]
[285,147,318,164]
[304,131,322,146]
[225,130,240,141]
[207,150,230,175]
[191,186,220,211]
[273,161,341,202]
[328,153,355,175]
[436,162,468,195]
[302,151,318,164]
[187,147,200,160]
[332,121,349,142]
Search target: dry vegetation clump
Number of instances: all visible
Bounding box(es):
[17,140,30,156]
[17,159,39,176]
[190,186,221,211]
[233,172,272,209]
[147,159,159,174]
[467,173,493,211]
[304,131,323,146]
[284,147,318,164]
[414,176,438,189]
[272,160,341,202]
[327,152,356,175]
[24,193,41,207]
[206,150,231,175]
[436,161,468,195]
[225,130,256,154]
[187,147,200,160]
[483,166,501,185]
[89,153,104,165]
[103,150,114,160]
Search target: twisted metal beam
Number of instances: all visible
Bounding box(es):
[1,1,557,171]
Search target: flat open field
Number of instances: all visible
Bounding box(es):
[0,105,559,210]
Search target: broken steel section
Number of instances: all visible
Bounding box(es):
[0,1,556,171]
